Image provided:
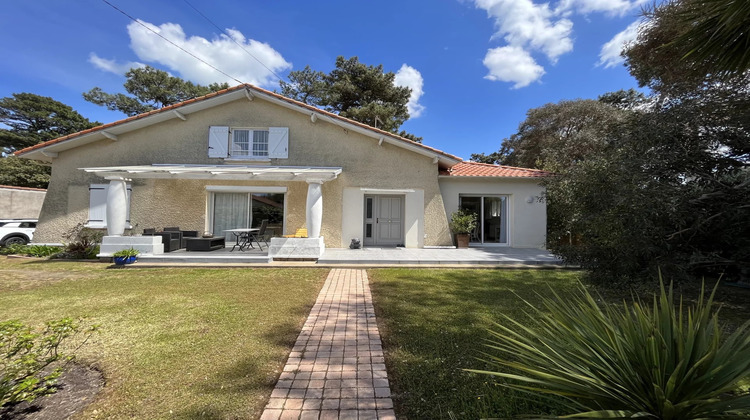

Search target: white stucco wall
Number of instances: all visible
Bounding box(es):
[438,177,547,248]
[342,188,425,248]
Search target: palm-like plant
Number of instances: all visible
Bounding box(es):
[471,281,750,419]
[674,0,750,75]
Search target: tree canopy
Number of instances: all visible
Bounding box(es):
[0,93,99,188]
[279,56,418,139]
[471,99,627,172]
[473,0,750,283]
[0,93,98,153]
[83,66,230,116]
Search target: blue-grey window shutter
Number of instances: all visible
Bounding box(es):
[208,126,229,158]
[268,127,289,159]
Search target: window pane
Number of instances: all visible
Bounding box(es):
[366,223,372,238]
[213,193,249,241]
[459,196,481,243]
[483,196,507,244]
[253,130,269,156]
[251,193,284,236]
[232,130,250,157]
[366,198,373,219]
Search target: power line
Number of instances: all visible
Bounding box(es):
[100,0,245,85]
[182,0,287,83]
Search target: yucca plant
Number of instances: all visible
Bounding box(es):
[470,281,750,419]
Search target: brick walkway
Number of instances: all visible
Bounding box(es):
[260,269,396,420]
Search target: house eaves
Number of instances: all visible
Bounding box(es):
[15,84,463,167]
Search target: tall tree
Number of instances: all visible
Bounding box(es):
[0,93,98,188]
[471,99,627,171]
[538,0,750,283]
[625,0,750,96]
[279,56,415,138]
[0,93,98,153]
[83,66,230,116]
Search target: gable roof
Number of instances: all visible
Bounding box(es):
[14,84,463,166]
[439,161,550,178]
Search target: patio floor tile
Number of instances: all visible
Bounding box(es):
[260,269,396,420]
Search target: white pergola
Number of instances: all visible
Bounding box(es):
[80,164,343,239]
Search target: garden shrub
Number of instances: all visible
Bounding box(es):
[0,318,97,407]
[0,244,28,256]
[24,245,62,258]
[0,245,62,258]
[56,223,103,259]
[472,281,750,419]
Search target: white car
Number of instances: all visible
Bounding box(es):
[0,219,37,246]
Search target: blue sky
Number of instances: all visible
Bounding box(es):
[1,0,649,159]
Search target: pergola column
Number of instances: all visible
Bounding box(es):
[306,180,324,238]
[105,176,128,236]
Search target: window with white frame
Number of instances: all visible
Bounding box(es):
[86,184,132,228]
[208,126,288,159]
[232,129,269,158]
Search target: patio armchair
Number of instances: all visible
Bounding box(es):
[143,230,181,252]
[164,227,199,248]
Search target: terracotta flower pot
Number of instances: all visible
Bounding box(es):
[456,233,470,248]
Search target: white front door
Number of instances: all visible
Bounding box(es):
[363,195,404,246]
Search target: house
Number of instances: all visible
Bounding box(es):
[15,84,549,256]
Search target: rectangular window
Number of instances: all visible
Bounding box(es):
[211,191,285,241]
[232,129,269,158]
[459,195,508,245]
[209,126,287,159]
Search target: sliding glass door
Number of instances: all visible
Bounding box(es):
[212,192,284,241]
[459,195,508,245]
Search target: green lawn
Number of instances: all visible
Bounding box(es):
[0,257,327,419]
[368,268,750,419]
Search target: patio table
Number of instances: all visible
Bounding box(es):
[224,228,260,252]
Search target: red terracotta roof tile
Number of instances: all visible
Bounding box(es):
[14,84,463,162]
[439,161,551,178]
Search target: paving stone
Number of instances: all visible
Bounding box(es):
[279,410,301,420]
[260,409,282,420]
[377,409,397,420]
[285,398,304,410]
[319,410,338,420]
[299,410,320,420]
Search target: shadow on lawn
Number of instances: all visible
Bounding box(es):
[174,315,311,419]
[369,269,579,419]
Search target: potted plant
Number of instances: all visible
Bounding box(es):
[112,248,139,265]
[449,209,478,248]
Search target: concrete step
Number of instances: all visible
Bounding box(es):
[137,254,270,264]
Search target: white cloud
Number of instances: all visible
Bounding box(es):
[394,64,426,118]
[88,53,146,75]
[598,19,643,68]
[473,0,646,88]
[483,46,546,88]
[91,20,291,87]
[476,0,574,63]
[556,0,645,16]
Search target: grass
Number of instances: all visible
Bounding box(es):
[0,257,327,419]
[368,268,750,420]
